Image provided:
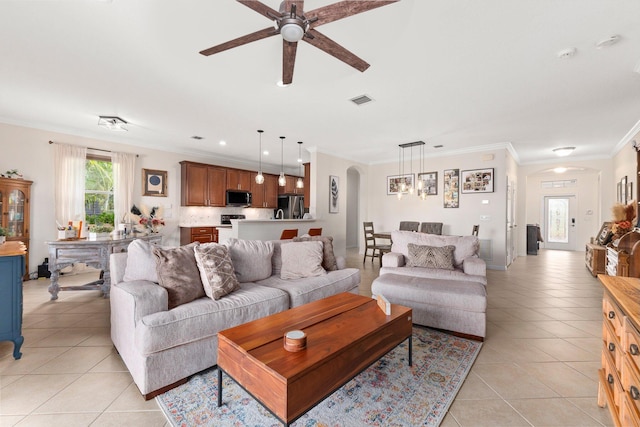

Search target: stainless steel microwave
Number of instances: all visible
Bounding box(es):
[225,190,252,207]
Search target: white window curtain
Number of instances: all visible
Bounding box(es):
[111,151,136,225]
[53,143,87,227]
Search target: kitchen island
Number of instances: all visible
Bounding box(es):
[218,218,318,242]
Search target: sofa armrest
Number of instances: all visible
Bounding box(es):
[336,256,346,270]
[110,252,128,285]
[382,252,405,267]
[463,257,486,277]
[112,281,168,324]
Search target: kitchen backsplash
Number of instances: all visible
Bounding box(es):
[179,206,272,226]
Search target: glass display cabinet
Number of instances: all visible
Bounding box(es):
[0,177,32,279]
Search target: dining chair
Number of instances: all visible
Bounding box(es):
[307,228,322,236]
[472,225,479,236]
[419,222,443,235]
[280,229,298,239]
[399,221,420,232]
[363,222,391,264]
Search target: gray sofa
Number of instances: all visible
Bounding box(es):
[109,238,360,399]
[372,230,487,340]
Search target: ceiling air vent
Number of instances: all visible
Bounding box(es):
[350,95,374,106]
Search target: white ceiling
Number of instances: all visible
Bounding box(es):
[1,0,640,170]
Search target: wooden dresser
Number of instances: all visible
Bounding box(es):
[598,274,640,426]
[586,243,607,276]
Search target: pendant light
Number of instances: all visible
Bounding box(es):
[296,141,304,189]
[278,136,286,187]
[397,146,403,200]
[408,144,414,195]
[255,130,264,184]
[397,141,426,200]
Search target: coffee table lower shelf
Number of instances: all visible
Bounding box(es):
[215,292,413,426]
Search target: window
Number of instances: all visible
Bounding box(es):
[85,155,114,226]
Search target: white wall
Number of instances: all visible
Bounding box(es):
[366,148,507,269]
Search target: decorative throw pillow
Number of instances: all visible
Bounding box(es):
[292,236,338,271]
[123,239,159,283]
[153,243,205,309]
[194,243,240,300]
[406,243,456,270]
[280,241,327,279]
[225,239,274,282]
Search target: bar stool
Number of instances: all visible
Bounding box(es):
[308,228,322,236]
[280,229,298,239]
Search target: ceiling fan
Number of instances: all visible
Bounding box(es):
[200,0,399,84]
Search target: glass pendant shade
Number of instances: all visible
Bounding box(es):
[255,130,264,184]
[296,141,304,189]
[296,177,304,188]
[278,173,286,186]
[279,136,286,186]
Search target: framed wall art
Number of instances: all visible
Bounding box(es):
[443,169,459,208]
[461,168,494,193]
[329,175,339,213]
[417,172,438,196]
[621,176,628,204]
[387,174,414,195]
[627,181,634,204]
[142,169,168,197]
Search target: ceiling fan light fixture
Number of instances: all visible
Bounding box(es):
[281,23,304,42]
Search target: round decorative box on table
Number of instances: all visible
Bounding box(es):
[284,330,307,352]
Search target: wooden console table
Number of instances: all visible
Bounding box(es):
[46,234,162,300]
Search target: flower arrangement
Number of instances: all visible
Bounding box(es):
[610,201,636,242]
[131,204,165,234]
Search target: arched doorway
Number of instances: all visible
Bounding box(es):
[346,167,361,249]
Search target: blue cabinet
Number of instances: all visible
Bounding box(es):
[0,251,25,359]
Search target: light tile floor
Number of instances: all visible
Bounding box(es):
[0,249,613,426]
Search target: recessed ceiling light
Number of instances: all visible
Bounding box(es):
[596,35,620,49]
[219,140,226,146]
[263,150,269,156]
[554,167,568,174]
[553,146,575,157]
[557,47,577,59]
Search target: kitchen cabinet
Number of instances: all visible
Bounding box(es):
[180,161,226,207]
[303,163,310,209]
[180,227,218,245]
[0,177,32,279]
[226,168,251,191]
[251,173,278,208]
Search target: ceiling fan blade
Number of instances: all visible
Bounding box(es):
[236,0,280,20]
[199,27,277,56]
[282,41,298,85]
[306,0,398,26]
[304,29,369,72]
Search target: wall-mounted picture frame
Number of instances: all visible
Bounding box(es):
[461,168,494,193]
[443,169,459,208]
[621,176,628,204]
[627,181,634,204]
[142,169,168,197]
[329,175,339,213]
[387,174,414,195]
[417,172,438,196]
[618,181,623,203]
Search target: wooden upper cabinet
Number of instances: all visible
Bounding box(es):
[227,169,251,191]
[251,173,278,208]
[303,163,310,209]
[180,161,227,206]
[0,177,32,280]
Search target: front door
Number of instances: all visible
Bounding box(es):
[543,195,577,251]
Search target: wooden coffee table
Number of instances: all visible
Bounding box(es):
[217,292,413,426]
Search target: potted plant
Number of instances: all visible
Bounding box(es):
[88,224,114,240]
[0,226,7,244]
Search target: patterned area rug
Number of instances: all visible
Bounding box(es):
[157,326,482,427]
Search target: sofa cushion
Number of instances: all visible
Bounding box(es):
[194,243,240,300]
[280,241,327,279]
[293,236,338,271]
[153,243,205,309]
[225,239,274,282]
[135,283,289,355]
[407,243,455,270]
[123,239,159,283]
[391,230,479,267]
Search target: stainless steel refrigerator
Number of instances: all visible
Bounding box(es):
[277,195,304,219]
